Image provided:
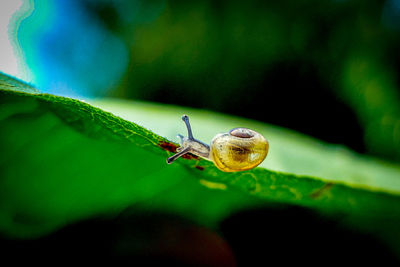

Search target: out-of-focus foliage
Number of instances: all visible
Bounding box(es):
[9,0,400,163]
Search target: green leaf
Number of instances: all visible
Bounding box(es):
[1,73,400,256]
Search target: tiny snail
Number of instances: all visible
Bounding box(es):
[167,115,269,172]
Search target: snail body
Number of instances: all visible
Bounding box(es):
[167,115,268,172]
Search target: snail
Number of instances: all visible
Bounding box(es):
[167,115,269,172]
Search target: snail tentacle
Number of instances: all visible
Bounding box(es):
[167,146,191,164]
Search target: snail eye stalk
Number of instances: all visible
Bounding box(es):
[182,115,194,140]
[166,115,194,164]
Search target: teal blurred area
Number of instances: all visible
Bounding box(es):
[6,0,129,97]
[2,0,400,162]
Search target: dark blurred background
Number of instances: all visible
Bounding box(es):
[1,206,399,265]
[3,0,400,163]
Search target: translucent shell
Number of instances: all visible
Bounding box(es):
[210,128,269,172]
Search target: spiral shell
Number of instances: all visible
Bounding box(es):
[210,128,269,172]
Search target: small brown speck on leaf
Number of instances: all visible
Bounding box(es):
[182,153,199,160]
[195,165,205,171]
[158,141,178,153]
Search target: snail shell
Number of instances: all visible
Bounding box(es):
[210,128,269,172]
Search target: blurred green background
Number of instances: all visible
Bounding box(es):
[2,0,400,162]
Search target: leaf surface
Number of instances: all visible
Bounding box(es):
[1,73,400,255]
